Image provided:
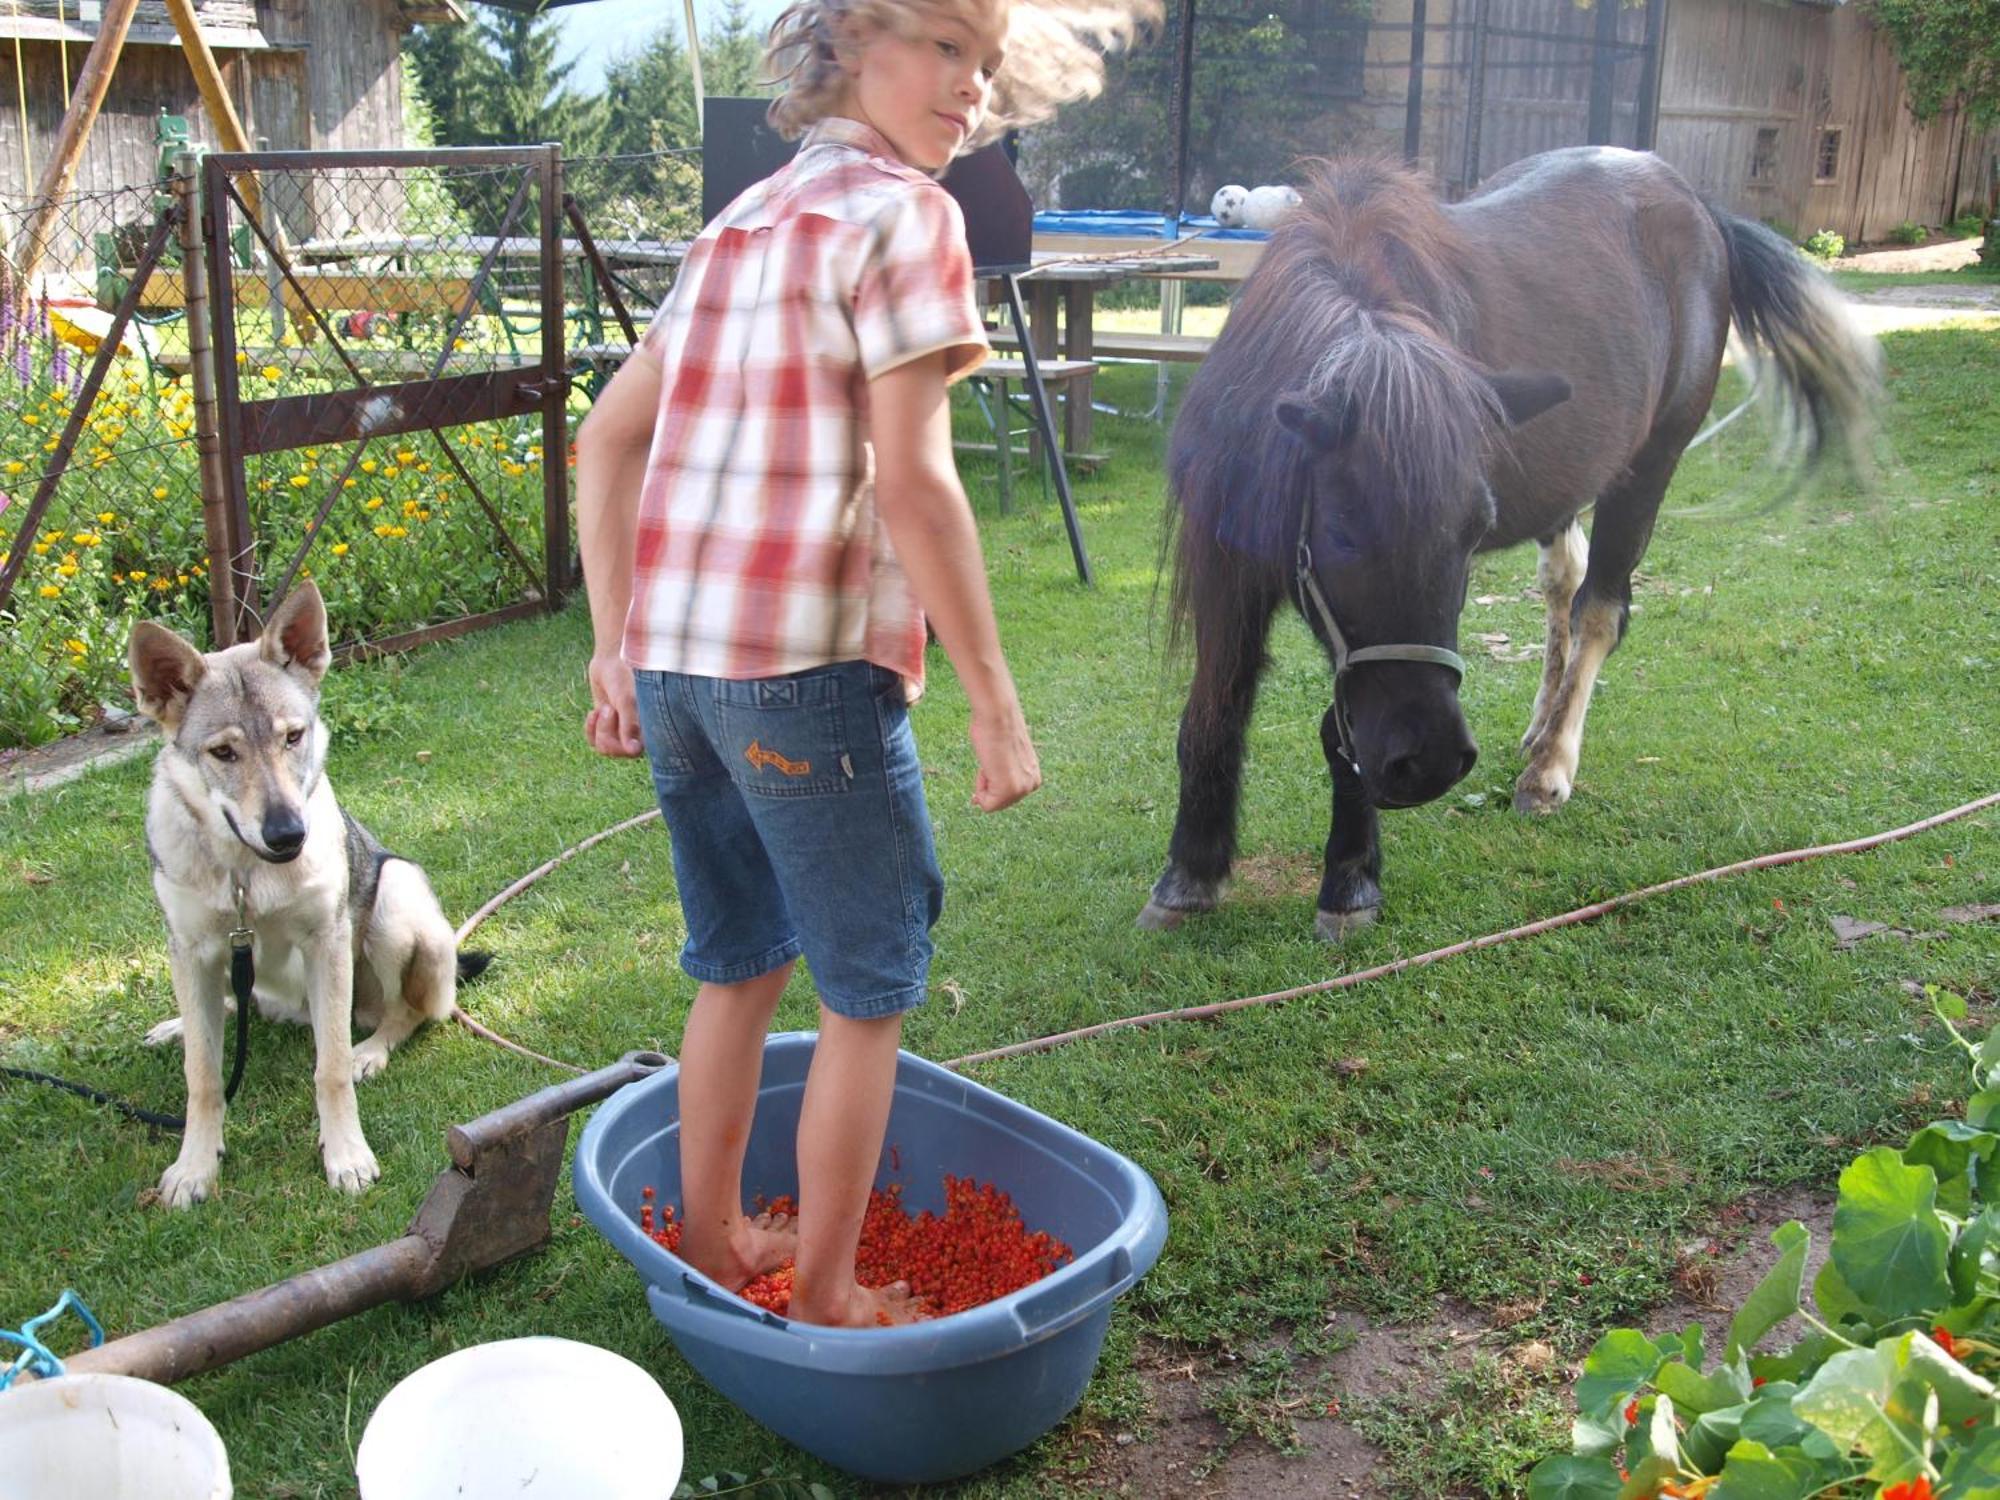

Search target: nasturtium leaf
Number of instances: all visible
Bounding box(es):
[1953,1208,2000,1302]
[1577,1328,1669,1419]
[1937,989,1972,1022]
[1683,1402,1750,1473]
[1740,1390,1814,1450]
[1907,1121,2000,1215]
[1727,1220,1810,1361]
[1791,1344,1930,1480]
[1526,1454,1623,1500]
[1617,1453,1679,1500]
[1967,1087,2000,1132]
[1904,1326,1998,1429]
[1832,1148,1952,1321]
[1707,1439,1819,1500]
[1658,1358,1750,1417]
[1944,1426,2000,1491]
[1812,1256,1870,1329]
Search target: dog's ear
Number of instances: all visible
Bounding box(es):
[260,581,331,686]
[129,622,207,730]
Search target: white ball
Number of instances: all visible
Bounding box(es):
[1210,184,1249,228]
[1242,184,1302,232]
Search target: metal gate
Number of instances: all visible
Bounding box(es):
[201,145,570,650]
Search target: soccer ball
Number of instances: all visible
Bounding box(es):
[1209,184,1249,227]
[1242,184,1302,231]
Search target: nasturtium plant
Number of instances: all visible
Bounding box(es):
[1530,990,2000,1500]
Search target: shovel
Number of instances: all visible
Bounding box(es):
[57,1050,669,1384]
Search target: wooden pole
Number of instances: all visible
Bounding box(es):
[162,0,267,229]
[176,153,239,650]
[11,0,144,286]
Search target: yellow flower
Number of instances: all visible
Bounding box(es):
[21,413,38,426]
[33,542,49,555]
[360,459,378,474]
[330,542,349,556]
[97,510,114,523]
[37,584,60,597]
[390,525,407,538]
[151,486,168,500]
[235,351,248,365]
[65,638,87,655]
[74,532,99,546]
[382,465,399,479]
[289,474,310,488]
[5,462,23,474]
[110,572,123,583]
[396,449,415,464]
[129,570,148,581]
[402,499,419,517]
[416,509,430,522]
[374,523,394,538]
[177,573,188,584]
[342,477,357,489]
[42,439,57,451]
[152,577,172,591]
[416,463,431,474]
[260,365,281,381]
[364,495,384,511]
[57,562,78,577]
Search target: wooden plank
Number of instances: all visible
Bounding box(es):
[237,367,542,456]
[990,328,1213,363]
[134,268,477,314]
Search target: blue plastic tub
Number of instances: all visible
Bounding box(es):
[574,1032,1169,1485]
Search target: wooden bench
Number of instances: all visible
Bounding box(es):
[960,357,1097,514]
[988,328,1213,364]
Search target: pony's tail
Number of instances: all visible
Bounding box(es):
[1708,208,1884,488]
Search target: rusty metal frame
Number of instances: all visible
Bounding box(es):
[201,145,570,646]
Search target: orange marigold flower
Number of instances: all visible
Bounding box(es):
[1933,1327,1958,1358]
[1624,1399,1640,1426]
[1881,1478,1935,1500]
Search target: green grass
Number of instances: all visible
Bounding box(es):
[2,329,1997,1497]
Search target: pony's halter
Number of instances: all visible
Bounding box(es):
[1295,497,1467,775]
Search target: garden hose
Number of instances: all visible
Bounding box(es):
[451,792,1998,1074]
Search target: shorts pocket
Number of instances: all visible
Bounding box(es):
[713,670,855,799]
[634,671,697,777]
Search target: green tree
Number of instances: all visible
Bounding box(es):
[405,15,501,147]
[1868,0,2000,129]
[478,6,609,151]
[601,20,700,154]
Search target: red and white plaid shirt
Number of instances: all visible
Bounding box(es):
[622,117,989,697]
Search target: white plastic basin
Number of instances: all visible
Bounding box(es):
[0,1372,231,1499]
[356,1336,682,1499]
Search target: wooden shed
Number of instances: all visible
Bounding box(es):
[0,0,462,209]
[1348,0,1997,242]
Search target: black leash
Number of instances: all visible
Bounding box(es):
[1,916,256,1135]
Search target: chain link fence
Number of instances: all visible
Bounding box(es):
[0,146,709,751]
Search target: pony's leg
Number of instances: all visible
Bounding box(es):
[1315,713,1382,941]
[1139,579,1280,929]
[1515,450,1679,815]
[1520,519,1588,754]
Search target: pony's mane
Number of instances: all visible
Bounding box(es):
[1168,159,1496,575]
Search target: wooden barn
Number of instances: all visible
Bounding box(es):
[1347,0,1999,242]
[0,0,461,209]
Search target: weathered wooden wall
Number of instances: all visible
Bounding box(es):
[0,0,409,260]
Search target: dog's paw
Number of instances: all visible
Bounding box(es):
[350,1040,390,1082]
[322,1135,381,1195]
[143,1015,185,1048]
[158,1153,220,1209]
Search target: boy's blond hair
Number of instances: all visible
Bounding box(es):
[764,0,1159,148]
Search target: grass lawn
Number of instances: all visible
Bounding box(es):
[2,326,1997,1497]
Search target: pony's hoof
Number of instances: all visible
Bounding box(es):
[1315,906,1378,942]
[1137,900,1196,931]
[1513,768,1573,815]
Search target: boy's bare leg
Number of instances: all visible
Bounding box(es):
[788,1005,926,1327]
[676,961,800,1290]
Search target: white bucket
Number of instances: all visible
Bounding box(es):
[0,1372,231,1499]
[356,1336,683,1500]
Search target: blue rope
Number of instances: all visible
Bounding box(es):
[0,1290,104,1389]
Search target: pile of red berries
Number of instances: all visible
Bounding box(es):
[633,1176,1072,1322]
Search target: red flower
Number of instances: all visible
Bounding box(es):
[1933,1326,1958,1358]
[1882,1478,1935,1500]
[1624,1398,1641,1426]
[1751,1375,1767,1388]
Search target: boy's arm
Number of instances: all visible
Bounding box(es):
[573,349,663,759]
[869,351,1040,812]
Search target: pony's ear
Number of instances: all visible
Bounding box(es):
[1489,371,1572,428]
[1274,391,1358,454]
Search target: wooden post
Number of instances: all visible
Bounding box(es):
[11,0,145,286]
[162,0,268,230]
[176,154,239,649]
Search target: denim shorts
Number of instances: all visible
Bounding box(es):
[632,660,943,1020]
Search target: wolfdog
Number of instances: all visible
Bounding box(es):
[129,581,481,1208]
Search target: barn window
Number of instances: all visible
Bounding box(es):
[1749,128,1781,183]
[1815,127,1844,184]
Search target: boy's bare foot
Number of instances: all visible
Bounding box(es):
[679,1209,798,1291]
[788,1277,930,1328]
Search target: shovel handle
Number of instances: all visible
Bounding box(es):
[447,1049,670,1170]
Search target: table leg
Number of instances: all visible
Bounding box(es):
[1063,282,1094,453]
